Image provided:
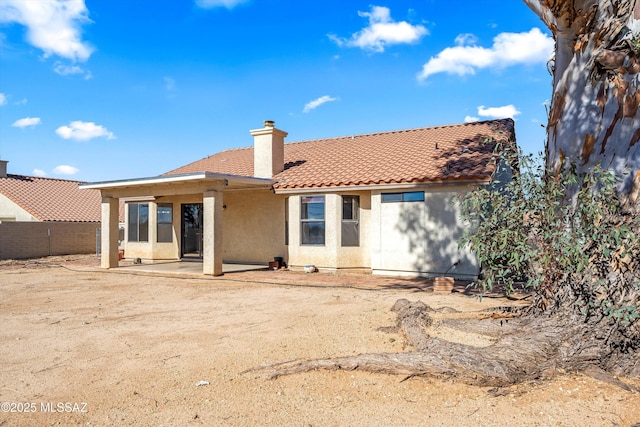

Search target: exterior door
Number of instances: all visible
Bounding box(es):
[181,203,203,258]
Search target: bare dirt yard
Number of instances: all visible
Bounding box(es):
[1,256,639,426]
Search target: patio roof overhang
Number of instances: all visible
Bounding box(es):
[80,172,273,198]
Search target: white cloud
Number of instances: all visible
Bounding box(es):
[473,104,521,121]
[53,164,79,175]
[303,95,338,113]
[32,168,47,177]
[53,61,91,79]
[417,28,553,81]
[12,117,41,128]
[465,105,521,123]
[0,0,94,62]
[0,93,6,106]
[478,104,521,119]
[15,98,28,105]
[329,5,428,53]
[55,120,115,141]
[54,63,83,75]
[454,33,478,46]
[195,0,249,9]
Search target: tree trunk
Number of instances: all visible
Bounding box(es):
[523,0,640,201]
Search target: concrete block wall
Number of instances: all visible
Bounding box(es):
[0,221,100,260]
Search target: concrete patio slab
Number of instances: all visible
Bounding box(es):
[116,260,268,275]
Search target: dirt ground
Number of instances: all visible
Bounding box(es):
[1,256,639,427]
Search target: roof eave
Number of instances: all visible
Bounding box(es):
[79,171,273,190]
[273,178,492,194]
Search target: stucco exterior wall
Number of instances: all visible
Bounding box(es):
[124,201,162,260]
[122,190,286,264]
[287,187,476,277]
[287,194,336,269]
[370,186,479,279]
[222,189,286,263]
[335,191,371,270]
[124,195,198,261]
[287,191,372,271]
[0,194,36,221]
[118,183,482,278]
[124,201,178,260]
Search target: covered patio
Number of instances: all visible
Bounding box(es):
[80,172,277,276]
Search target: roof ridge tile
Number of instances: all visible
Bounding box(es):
[1,174,86,184]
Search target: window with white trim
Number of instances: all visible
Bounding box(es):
[301,196,325,245]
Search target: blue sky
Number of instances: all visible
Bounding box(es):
[0,0,553,182]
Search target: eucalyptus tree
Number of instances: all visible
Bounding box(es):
[524,0,640,201]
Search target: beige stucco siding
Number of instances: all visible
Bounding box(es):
[151,199,180,259]
[287,191,371,271]
[335,191,371,270]
[0,194,36,221]
[120,183,481,278]
[123,197,157,260]
[371,187,479,279]
[222,189,286,264]
[124,196,192,261]
[287,194,335,269]
[287,186,477,277]
[123,190,286,264]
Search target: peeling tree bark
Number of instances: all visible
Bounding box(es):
[523,0,640,197]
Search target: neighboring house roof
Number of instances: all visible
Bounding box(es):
[165,119,515,190]
[0,174,106,222]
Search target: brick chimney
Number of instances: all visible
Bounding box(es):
[250,120,288,179]
[0,160,7,178]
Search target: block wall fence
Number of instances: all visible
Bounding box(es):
[0,222,100,260]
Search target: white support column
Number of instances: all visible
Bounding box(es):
[101,196,120,269]
[203,190,223,276]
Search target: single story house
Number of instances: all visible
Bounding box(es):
[0,159,124,260]
[81,118,516,278]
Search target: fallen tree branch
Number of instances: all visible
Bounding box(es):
[245,299,640,386]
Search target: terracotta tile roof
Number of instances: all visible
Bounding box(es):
[165,118,515,190]
[0,175,105,222]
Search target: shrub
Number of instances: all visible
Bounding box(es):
[459,151,639,337]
